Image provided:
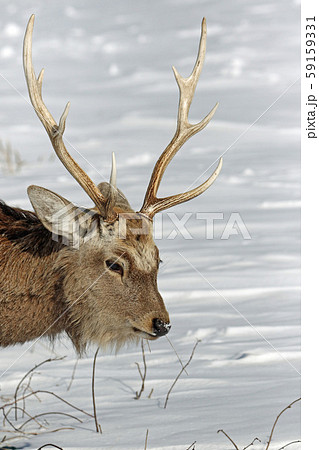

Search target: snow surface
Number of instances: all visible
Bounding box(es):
[0,0,300,449]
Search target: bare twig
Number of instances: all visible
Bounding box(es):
[135,340,147,399]
[92,347,102,433]
[22,372,37,416]
[186,441,196,450]
[145,340,151,353]
[144,428,149,450]
[165,335,189,375]
[39,427,74,434]
[217,429,239,450]
[3,405,44,429]
[147,388,154,399]
[37,445,64,450]
[14,357,65,420]
[164,340,200,409]
[2,408,25,434]
[19,411,83,431]
[67,358,79,391]
[217,398,300,450]
[278,440,301,450]
[243,437,261,449]
[1,390,94,418]
[1,427,74,441]
[1,374,92,444]
[265,398,301,450]
[23,383,42,405]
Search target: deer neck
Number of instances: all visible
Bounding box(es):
[0,228,70,346]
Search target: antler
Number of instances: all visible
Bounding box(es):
[139,18,222,219]
[23,15,117,221]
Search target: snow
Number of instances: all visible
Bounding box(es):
[0,0,300,449]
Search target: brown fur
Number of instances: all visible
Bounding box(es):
[0,198,170,354]
[0,202,68,346]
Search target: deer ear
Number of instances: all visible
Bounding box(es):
[27,185,74,234]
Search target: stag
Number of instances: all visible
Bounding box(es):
[0,16,222,353]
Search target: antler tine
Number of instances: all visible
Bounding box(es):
[23,15,108,218]
[139,18,222,219]
[172,17,213,133]
[110,152,117,188]
[144,157,223,218]
[107,151,118,213]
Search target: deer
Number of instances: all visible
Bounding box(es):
[0,15,222,354]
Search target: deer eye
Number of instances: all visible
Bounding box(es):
[105,260,123,276]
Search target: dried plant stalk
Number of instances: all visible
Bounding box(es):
[135,340,147,400]
[92,347,102,433]
[164,340,200,409]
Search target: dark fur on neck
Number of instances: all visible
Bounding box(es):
[0,201,64,256]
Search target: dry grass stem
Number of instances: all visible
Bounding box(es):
[147,388,154,399]
[22,373,37,415]
[144,428,149,450]
[265,398,301,450]
[19,411,83,430]
[278,440,301,450]
[0,352,97,444]
[185,441,196,449]
[3,405,44,429]
[37,445,64,449]
[2,408,25,434]
[135,340,147,400]
[243,437,261,449]
[2,390,94,418]
[164,340,200,409]
[165,335,189,375]
[217,398,301,450]
[14,357,65,420]
[67,358,79,391]
[1,371,94,446]
[92,347,102,433]
[217,429,239,450]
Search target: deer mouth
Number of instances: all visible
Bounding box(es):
[132,327,158,340]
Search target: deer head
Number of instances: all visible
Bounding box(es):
[22,15,222,351]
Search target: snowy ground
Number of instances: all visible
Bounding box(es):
[0,0,300,449]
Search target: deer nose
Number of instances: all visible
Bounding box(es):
[153,318,171,337]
